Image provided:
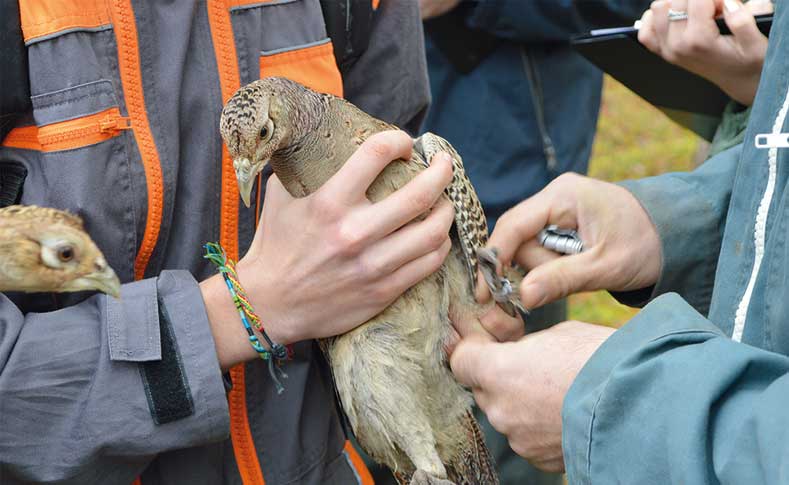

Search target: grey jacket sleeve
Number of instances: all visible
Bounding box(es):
[563,292,789,484]
[0,270,229,484]
[341,0,430,135]
[613,144,742,315]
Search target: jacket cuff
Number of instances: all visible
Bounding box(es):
[107,270,229,444]
[562,293,723,484]
[612,175,721,314]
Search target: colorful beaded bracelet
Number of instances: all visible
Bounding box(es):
[204,242,292,394]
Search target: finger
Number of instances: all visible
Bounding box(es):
[362,198,454,278]
[637,9,660,52]
[479,306,525,342]
[744,0,773,16]
[380,237,452,298]
[667,0,689,39]
[362,151,453,240]
[475,271,492,303]
[449,333,496,388]
[487,191,575,268]
[723,0,768,47]
[651,0,672,43]
[512,239,562,272]
[443,326,461,356]
[324,130,414,202]
[519,249,605,309]
[686,0,719,35]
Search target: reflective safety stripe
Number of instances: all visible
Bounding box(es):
[260,40,344,98]
[344,441,375,485]
[2,108,131,152]
[107,0,166,282]
[206,1,266,484]
[19,0,111,43]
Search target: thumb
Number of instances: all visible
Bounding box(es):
[722,0,767,48]
[449,333,496,388]
[519,249,602,309]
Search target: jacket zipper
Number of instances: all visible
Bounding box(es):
[2,109,131,152]
[38,112,131,147]
[732,83,789,342]
[520,46,559,173]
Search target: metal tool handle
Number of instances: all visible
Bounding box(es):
[538,225,584,255]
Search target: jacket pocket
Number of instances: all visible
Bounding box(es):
[260,38,343,97]
[2,79,138,284]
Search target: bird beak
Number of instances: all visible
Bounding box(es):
[238,175,256,208]
[234,157,268,208]
[68,266,122,298]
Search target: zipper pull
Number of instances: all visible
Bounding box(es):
[755,133,789,149]
[99,115,132,133]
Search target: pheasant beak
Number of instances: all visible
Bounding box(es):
[234,157,261,208]
[67,265,122,298]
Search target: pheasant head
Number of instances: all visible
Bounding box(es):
[220,76,326,206]
[0,206,121,297]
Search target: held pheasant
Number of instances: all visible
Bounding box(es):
[0,205,121,297]
[220,77,523,485]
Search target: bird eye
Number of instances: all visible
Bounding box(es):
[58,246,75,262]
[260,126,269,139]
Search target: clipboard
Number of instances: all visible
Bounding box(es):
[571,14,772,140]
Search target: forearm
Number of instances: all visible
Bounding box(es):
[200,272,258,372]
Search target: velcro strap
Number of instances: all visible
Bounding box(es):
[0,161,27,208]
[139,296,195,425]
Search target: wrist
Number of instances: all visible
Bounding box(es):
[234,255,299,346]
[200,273,258,371]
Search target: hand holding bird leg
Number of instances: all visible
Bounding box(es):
[450,322,614,472]
[483,173,661,310]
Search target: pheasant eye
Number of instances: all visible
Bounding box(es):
[259,126,269,139]
[57,246,74,262]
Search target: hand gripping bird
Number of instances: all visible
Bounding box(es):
[220,77,524,485]
[0,205,121,297]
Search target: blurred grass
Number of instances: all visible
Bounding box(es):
[567,76,700,328]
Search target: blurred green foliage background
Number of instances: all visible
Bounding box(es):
[567,76,700,328]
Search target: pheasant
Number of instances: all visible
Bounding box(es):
[220,77,524,485]
[0,205,121,297]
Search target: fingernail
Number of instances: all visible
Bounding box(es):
[724,0,740,12]
[521,282,547,308]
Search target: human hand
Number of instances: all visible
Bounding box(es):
[449,321,614,472]
[446,303,525,355]
[480,173,661,310]
[637,0,772,106]
[202,132,455,369]
[244,132,455,343]
[419,0,461,20]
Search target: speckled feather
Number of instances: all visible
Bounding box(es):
[221,77,501,485]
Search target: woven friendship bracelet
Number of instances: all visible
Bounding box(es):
[204,242,291,394]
